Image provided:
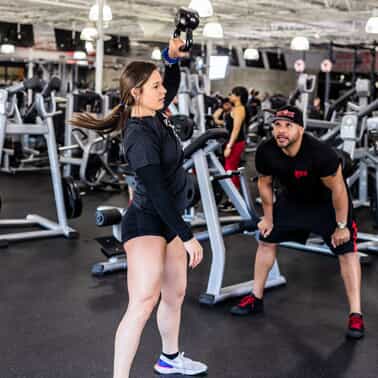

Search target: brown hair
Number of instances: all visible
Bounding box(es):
[70,61,157,133]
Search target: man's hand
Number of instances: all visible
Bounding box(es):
[331,227,351,248]
[258,217,274,238]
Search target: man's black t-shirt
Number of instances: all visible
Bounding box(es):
[255,133,340,203]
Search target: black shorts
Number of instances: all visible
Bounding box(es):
[121,203,177,244]
[259,196,358,255]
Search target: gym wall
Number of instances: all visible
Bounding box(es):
[103,68,122,91]
[211,67,297,96]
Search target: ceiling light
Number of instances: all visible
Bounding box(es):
[244,48,259,60]
[290,36,310,51]
[89,3,112,22]
[73,50,87,60]
[203,22,224,39]
[365,16,378,34]
[1,44,15,54]
[80,26,98,41]
[188,0,213,18]
[151,47,162,61]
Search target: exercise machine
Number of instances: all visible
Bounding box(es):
[92,129,286,304]
[0,79,80,247]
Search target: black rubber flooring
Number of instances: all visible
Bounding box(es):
[1,171,378,378]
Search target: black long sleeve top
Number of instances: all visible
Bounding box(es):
[123,63,193,242]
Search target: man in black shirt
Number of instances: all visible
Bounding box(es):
[230,105,364,339]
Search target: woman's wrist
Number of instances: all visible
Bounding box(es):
[162,48,179,65]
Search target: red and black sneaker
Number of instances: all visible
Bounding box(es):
[346,313,365,339]
[230,294,264,316]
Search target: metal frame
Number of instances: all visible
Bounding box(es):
[92,133,286,305]
[0,89,78,247]
[189,145,286,304]
[0,90,51,173]
[61,93,121,187]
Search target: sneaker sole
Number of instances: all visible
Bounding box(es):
[230,312,264,317]
[346,330,364,339]
[230,308,264,316]
[154,367,208,376]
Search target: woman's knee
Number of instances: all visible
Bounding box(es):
[161,286,186,309]
[128,292,161,320]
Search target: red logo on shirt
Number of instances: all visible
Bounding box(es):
[294,170,308,179]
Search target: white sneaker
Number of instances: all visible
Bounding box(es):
[154,352,208,376]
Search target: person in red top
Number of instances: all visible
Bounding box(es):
[223,86,249,190]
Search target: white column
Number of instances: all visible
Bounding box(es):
[27,59,34,106]
[206,40,212,94]
[95,0,104,94]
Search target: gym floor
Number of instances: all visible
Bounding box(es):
[1,168,378,378]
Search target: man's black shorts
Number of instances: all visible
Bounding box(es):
[122,203,177,244]
[259,195,358,255]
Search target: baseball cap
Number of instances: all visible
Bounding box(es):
[272,105,304,127]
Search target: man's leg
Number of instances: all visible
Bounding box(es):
[338,252,361,314]
[338,251,364,339]
[319,210,364,339]
[230,241,277,315]
[253,241,278,298]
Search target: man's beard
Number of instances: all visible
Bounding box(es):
[275,136,293,148]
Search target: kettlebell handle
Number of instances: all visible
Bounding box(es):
[173,29,193,52]
[173,7,199,52]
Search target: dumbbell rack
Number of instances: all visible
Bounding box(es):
[0,89,78,247]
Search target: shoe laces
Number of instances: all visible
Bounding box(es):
[239,295,255,307]
[349,314,363,330]
[177,353,197,368]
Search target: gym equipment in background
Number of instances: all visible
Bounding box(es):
[61,91,126,190]
[91,129,286,305]
[0,77,61,173]
[0,79,81,247]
